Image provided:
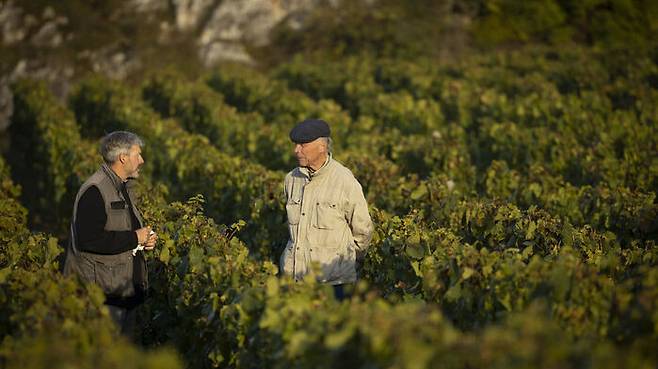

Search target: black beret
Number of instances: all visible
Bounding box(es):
[289,119,331,143]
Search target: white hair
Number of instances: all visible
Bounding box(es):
[322,137,333,154]
[100,131,143,164]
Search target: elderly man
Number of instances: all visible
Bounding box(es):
[280,119,373,300]
[63,131,157,336]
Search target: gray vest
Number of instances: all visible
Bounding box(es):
[63,164,147,299]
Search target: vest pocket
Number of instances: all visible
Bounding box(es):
[81,253,135,298]
[107,208,131,230]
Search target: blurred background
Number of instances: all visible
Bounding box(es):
[2,0,656,130]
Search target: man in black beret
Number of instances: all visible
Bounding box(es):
[281,119,373,300]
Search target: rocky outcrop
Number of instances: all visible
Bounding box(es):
[132,0,324,66]
[197,0,322,66]
[0,2,73,130]
[1,0,329,130]
[1,1,28,45]
[127,0,325,66]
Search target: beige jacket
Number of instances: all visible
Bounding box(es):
[280,155,373,284]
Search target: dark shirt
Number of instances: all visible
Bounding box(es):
[75,185,138,254]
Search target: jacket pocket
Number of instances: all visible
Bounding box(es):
[310,245,343,282]
[286,199,302,225]
[279,240,295,276]
[314,202,342,229]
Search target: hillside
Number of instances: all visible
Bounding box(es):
[1,1,657,368]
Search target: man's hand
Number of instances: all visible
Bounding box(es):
[135,226,152,245]
[144,230,158,251]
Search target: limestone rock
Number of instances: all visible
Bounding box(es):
[128,0,325,65]
[0,0,332,130]
[1,60,75,131]
[1,1,27,45]
[197,0,323,66]
[174,0,217,31]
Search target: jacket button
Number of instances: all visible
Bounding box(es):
[301,212,305,216]
[296,247,299,250]
[316,202,319,205]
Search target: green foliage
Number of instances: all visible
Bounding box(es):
[142,71,291,171]
[0,267,182,369]
[0,157,21,200]
[366,204,658,346]
[275,56,382,118]
[557,0,658,48]
[0,157,182,369]
[136,196,273,368]
[135,196,658,368]
[257,0,656,65]
[0,157,31,271]
[3,334,182,369]
[0,268,114,346]
[259,0,447,63]
[70,77,286,260]
[9,79,99,236]
[272,47,658,239]
[206,64,353,147]
[473,0,570,45]
[4,39,657,369]
[483,161,658,243]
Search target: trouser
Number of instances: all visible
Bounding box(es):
[106,304,137,338]
[333,284,351,301]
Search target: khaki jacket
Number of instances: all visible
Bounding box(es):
[280,155,373,284]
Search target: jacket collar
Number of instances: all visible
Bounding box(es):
[101,163,127,192]
[300,153,333,181]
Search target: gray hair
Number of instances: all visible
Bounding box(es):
[322,137,333,154]
[100,131,144,164]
